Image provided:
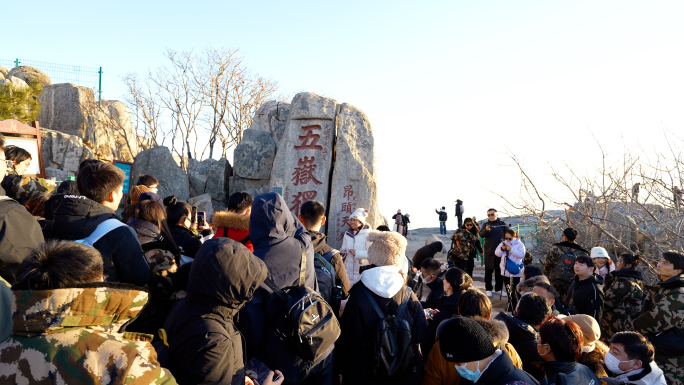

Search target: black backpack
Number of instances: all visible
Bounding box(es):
[314,252,335,303]
[362,287,415,377]
[551,245,590,286]
[438,211,447,221]
[262,242,341,362]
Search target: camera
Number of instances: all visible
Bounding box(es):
[332,285,344,301]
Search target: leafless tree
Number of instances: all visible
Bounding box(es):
[496,136,684,284]
[122,46,278,165]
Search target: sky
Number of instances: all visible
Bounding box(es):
[5,1,684,229]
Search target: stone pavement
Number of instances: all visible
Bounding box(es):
[405,229,509,314]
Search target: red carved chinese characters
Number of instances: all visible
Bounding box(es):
[291,156,322,186]
[337,184,357,241]
[290,190,318,216]
[294,125,323,150]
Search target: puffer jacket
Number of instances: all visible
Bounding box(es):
[42,194,150,286]
[164,238,267,385]
[0,195,44,284]
[212,211,253,252]
[605,360,667,385]
[602,268,644,340]
[632,274,684,385]
[495,311,545,382]
[340,224,372,285]
[536,361,600,385]
[237,192,324,384]
[0,282,176,385]
[496,238,526,278]
[169,224,204,260]
[339,266,428,385]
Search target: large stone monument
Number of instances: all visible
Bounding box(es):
[231,92,381,249]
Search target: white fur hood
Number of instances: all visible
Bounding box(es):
[360,266,405,298]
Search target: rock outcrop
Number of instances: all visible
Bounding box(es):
[231,92,381,248]
[7,66,51,87]
[0,66,9,78]
[327,103,381,248]
[39,83,137,162]
[40,128,95,179]
[132,146,189,201]
[0,76,28,90]
[269,93,337,218]
[188,157,231,201]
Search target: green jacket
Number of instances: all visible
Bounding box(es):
[0,283,176,385]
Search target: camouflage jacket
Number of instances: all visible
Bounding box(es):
[449,228,482,262]
[543,241,589,284]
[1,169,55,200]
[633,274,684,335]
[601,268,644,338]
[0,283,176,385]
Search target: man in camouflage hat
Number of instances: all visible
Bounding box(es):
[632,251,684,385]
[0,240,176,384]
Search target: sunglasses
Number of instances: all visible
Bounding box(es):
[505,237,513,241]
[487,214,496,217]
[465,223,473,227]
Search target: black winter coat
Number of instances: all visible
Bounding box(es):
[412,241,443,269]
[169,224,203,260]
[565,274,604,322]
[422,277,446,310]
[0,195,44,283]
[42,194,149,286]
[479,219,509,268]
[495,311,545,382]
[421,290,463,357]
[473,350,539,385]
[237,192,323,384]
[338,283,428,385]
[536,361,600,385]
[310,230,351,297]
[164,238,268,385]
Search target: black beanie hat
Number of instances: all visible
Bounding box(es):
[438,316,496,363]
[563,227,578,241]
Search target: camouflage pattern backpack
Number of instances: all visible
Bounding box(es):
[550,245,590,286]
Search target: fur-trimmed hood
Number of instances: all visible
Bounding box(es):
[212,211,250,230]
[517,274,550,294]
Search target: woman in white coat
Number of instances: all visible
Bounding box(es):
[340,208,372,285]
[495,229,526,307]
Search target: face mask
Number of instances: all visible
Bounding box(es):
[455,361,482,382]
[605,352,635,374]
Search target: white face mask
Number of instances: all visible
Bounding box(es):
[605,351,635,374]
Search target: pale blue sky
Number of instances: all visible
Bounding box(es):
[5,1,684,228]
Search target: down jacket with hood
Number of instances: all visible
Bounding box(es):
[495,238,526,278]
[212,211,253,252]
[495,311,546,382]
[340,224,372,285]
[338,266,428,385]
[42,194,150,286]
[0,194,44,284]
[164,238,267,385]
[237,192,325,384]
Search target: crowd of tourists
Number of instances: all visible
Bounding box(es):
[0,133,682,385]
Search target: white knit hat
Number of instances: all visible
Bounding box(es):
[350,208,369,225]
[590,247,609,259]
